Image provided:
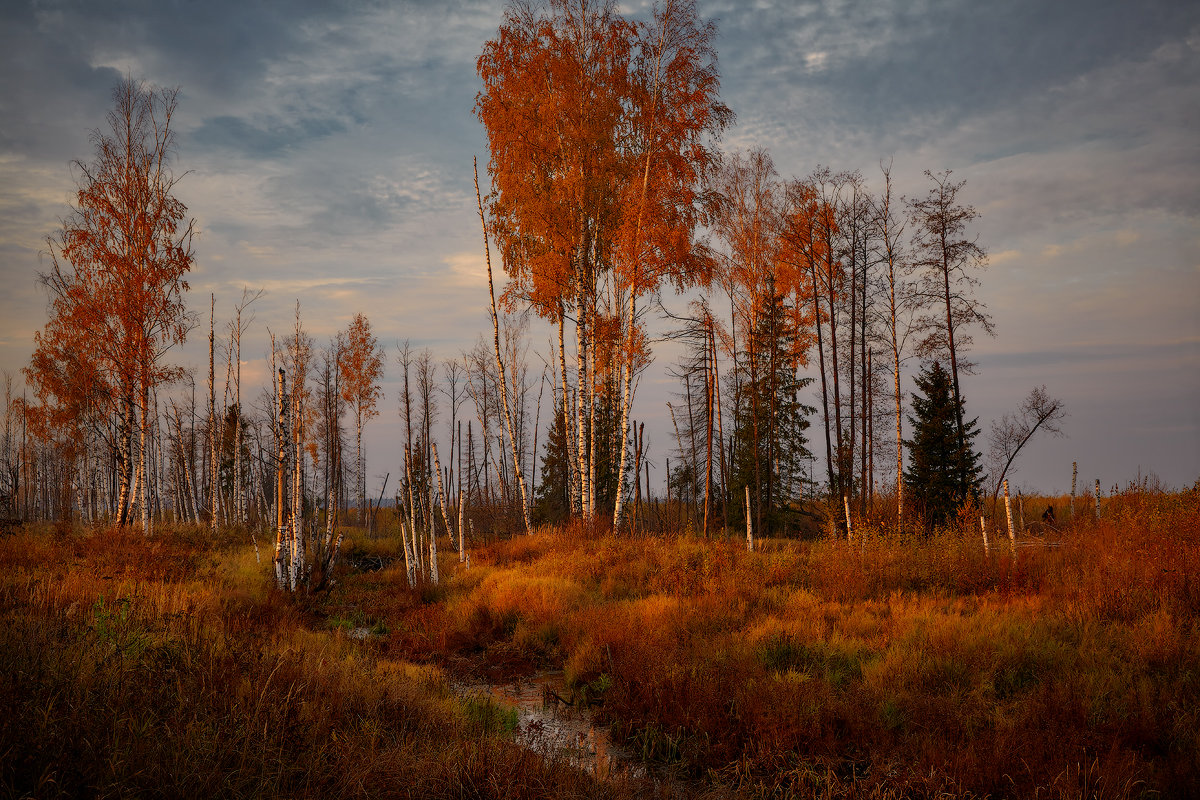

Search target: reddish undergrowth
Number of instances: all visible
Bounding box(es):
[0,523,646,799]
[353,483,1200,798]
[3,482,1196,798]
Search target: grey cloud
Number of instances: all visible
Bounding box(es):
[187,114,348,159]
[712,0,1198,132]
[978,338,1200,370]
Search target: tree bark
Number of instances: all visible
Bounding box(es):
[209,295,218,533]
[273,368,288,590]
[474,157,532,533]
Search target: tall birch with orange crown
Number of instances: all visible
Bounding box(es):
[476,0,729,525]
[337,314,384,524]
[31,78,194,532]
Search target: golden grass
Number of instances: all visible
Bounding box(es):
[355,482,1200,798]
[3,481,1196,798]
[0,524,643,799]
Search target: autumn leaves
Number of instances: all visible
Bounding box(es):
[28,80,194,533]
[475,0,730,526]
[476,0,995,534]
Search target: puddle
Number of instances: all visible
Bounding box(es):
[456,671,644,780]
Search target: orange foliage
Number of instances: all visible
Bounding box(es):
[337,312,384,426]
[30,79,194,413]
[475,0,731,345]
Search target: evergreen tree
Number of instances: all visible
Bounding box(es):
[903,360,983,529]
[534,393,625,523]
[729,289,815,533]
[534,398,571,524]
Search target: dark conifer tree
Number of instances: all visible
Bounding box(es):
[903,360,983,530]
[729,289,815,533]
[534,398,571,523]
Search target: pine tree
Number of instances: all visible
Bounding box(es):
[903,360,982,530]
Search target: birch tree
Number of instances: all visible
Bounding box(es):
[873,162,916,524]
[338,314,384,523]
[30,78,195,531]
[476,0,729,527]
[228,288,263,525]
[987,386,1066,510]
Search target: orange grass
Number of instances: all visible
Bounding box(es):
[4,481,1195,798]
[361,482,1200,798]
[0,524,646,799]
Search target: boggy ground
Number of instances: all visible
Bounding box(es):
[0,525,652,799]
[348,485,1200,798]
[1,483,1197,798]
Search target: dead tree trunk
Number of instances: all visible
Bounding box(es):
[474,157,532,533]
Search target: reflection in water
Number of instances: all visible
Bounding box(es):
[457,672,643,780]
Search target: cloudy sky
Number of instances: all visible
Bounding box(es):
[1,0,1197,497]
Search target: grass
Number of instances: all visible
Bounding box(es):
[2,480,1197,798]
[363,483,1200,798]
[0,524,642,799]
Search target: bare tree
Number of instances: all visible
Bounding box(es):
[317,336,347,531]
[988,386,1066,509]
[907,170,994,454]
[475,158,532,533]
[228,288,263,525]
[873,161,917,523]
[440,358,466,500]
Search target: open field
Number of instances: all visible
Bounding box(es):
[2,483,1198,799]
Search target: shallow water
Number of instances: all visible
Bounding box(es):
[456,671,644,780]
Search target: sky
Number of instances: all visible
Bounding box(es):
[1,0,1197,498]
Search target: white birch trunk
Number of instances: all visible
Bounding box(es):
[1070,461,1077,518]
[273,369,289,590]
[432,443,455,545]
[894,348,903,527]
[140,385,151,535]
[428,509,439,586]
[577,297,590,520]
[558,313,580,516]
[401,519,415,588]
[474,157,532,533]
[405,449,422,579]
[291,391,304,590]
[844,495,852,543]
[980,516,989,553]
[1003,479,1015,555]
[209,295,218,533]
[588,340,597,520]
[745,485,753,552]
[355,412,364,525]
[458,488,466,564]
[130,431,143,526]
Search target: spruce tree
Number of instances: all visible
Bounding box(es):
[903,360,983,529]
[534,398,572,524]
[729,289,814,533]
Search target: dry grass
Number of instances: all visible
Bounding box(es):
[364,482,1200,798]
[0,524,650,799]
[3,481,1196,798]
